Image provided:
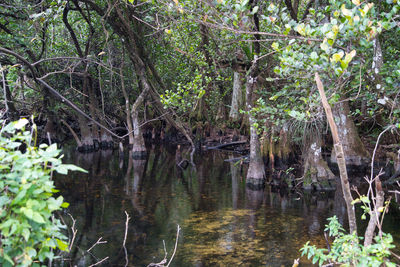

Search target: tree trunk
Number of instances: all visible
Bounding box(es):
[229,71,243,122]
[77,115,94,152]
[245,0,264,186]
[131,74,149,159]
[302,135,335,190]
[120,63,134,145]
[61,119,83,147]
[277,123,292,167]
[1,68,18,121]
[330,100,369,165]
[246,64,265,186]
[364,177,384,247]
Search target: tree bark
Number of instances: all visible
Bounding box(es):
[120,62,134,145]
[364,177,384,246]
[61,119,83,147]
[77,114,94,151]
[246,63,265,184]
[131,72,149,158]
[1,67,18,120]
[229,71,243,122]
[246,0,265,186]
[302,135,335,189]
[330,100,369,165]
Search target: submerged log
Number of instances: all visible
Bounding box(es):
[207,140,247,150]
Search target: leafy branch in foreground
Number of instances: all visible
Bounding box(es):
[0,118,86,267]
[301,216,395,266]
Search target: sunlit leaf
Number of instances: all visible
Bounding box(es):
[14,118,29,130]
[56,239,69,252]
[330,51,344,63]
[341,4,352,17]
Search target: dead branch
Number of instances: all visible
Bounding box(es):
[147,225,181,267]
[87,237,107,253]
[315,72,357,235]
[123,211,131,267]
[88,256,109,267]
[61,119,83,147]
[68,213,78,251]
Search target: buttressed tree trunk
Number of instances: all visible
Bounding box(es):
[246,64,265,186]
[77,114,94,152]
[330,100,369,165]
[302,134,335,189]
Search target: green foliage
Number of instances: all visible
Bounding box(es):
[300,216,396,266]
[0,119,86,267]
[160,71,208,114]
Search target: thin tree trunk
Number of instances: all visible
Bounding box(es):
[120,61,134,145]
[364,177,384,246]
[61,119,83,147]
[86,76,99,142]
[315,73,357,235]
[131,73,149,158]
[1,67,18,120]
[229,71,243,122]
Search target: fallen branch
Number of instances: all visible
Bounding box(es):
[207,140,247,150]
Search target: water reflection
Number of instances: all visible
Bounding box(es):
[56,147,344,266]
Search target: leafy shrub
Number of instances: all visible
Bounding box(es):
[0,119,85,267]
[300,216,396,266]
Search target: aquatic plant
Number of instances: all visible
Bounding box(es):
[0,119,85,267]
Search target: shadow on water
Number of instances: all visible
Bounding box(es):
[55,146,399,266]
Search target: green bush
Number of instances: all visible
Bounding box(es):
[0,119,85,267]
[300,216,396,266]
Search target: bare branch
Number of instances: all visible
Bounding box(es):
[88,256,109,267]
[87,237,107,253]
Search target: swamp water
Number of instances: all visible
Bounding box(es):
[55,146,396,266]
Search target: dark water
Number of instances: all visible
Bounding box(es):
[55,145,399,266]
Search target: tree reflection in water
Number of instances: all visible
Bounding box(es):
[55,147,353,266]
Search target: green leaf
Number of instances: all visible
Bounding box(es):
[251,6,259,14]
[320,40,329,52]
[310,52,318,60]
[271,42,279,51]
[330,51,344,63]
[31,212,45,224]
[0,195,10,206]
[1,252,14,265]
[22,207,34,220]
[56,239,69,252]
[61,202,70,208]
[22,228,30,241]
